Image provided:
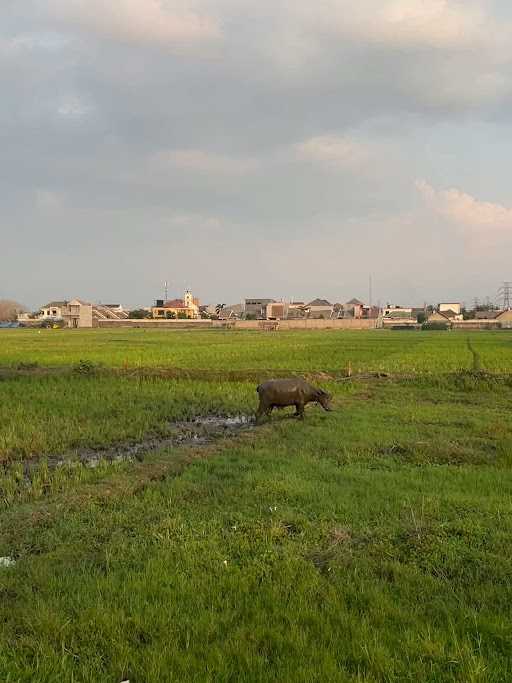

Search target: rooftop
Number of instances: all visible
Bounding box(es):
[307,298,332,307]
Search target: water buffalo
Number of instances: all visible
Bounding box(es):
[256,378,332,422]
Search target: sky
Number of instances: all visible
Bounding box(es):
[2,0,512,310]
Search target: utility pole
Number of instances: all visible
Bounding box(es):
[164,281,168,301]
[473,297,479,311]
[369,274,372,309]
[498,282,512,310]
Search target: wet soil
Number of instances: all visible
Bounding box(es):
[18,415,255,474]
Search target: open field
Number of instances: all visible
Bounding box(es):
[2,327,512,373]
[1,329,512,681]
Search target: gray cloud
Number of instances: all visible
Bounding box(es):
[2,0,512,309]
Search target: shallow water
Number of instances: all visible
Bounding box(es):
[21,414,255,473]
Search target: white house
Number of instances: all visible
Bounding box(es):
[438,303,463,321]
[39,301,67,320]
[39,299,93,328]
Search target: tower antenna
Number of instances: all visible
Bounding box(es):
[498,282,512,310]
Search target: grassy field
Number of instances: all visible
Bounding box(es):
[0,328,511,682]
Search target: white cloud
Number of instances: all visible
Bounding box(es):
[287,0,492,51]
[416,179,512,233]
[46,0,220,47]
[340,0,487,50]
[152,149,259,175]
[294,136,372,169]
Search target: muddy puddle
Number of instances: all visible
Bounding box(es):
[19,414,255,474]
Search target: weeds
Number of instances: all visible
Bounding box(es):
[73,359,101,375]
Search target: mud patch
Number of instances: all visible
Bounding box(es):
[17,414,255,474]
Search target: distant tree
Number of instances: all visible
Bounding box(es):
[0,299,26,321]
[476,303,498,312]
[165,311,176,319]
[416,311,427,324]
[177,311,188,319]
[245,313,257,320]
[129,308,151,319]
[215,303,225,317]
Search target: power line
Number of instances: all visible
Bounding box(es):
[498,282,512,310]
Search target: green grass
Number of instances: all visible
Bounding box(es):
[0,328,511,681]
[2,327,512,373]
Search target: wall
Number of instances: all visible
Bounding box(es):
[78,304,93,328]
[96,319,213,329]
[96,318,379,330]
[236,318,378,330]
[452,320,500,330]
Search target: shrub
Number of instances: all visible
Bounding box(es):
[422,322,450,331]
[129,309,151,319]
[73,360,100,375]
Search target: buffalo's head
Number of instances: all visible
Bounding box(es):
[315,389,333,411]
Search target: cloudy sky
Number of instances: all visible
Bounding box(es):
[2,0,512,309]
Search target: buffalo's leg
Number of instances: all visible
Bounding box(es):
[256,399,266,423]
[256,400,273,423]
[294,401,305,419]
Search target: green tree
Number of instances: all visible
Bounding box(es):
[129,309,151,319]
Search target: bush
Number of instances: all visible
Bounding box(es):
[73,360,100,375]
[129,309,151,319]
[422,322,450,331]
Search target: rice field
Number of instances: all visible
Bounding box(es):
[0,327,511,682]
[1,327,511,373]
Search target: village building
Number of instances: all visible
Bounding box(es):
[40,301,67,320]
[439,302,462,315]
[39,299,93,328]
[285,302,306,319]
[266,301,286,319]
[220,303,244,319]
[151,290,200,319]
[244,298,274,319]
[304,298,334,319]
[343,298,365,318]
[92,304,129,322]
[342,298,379,319]
[438,303,463,321]
[382,305,419,328]
[427,310,454,326]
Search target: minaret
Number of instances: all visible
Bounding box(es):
[184,289,193,309]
